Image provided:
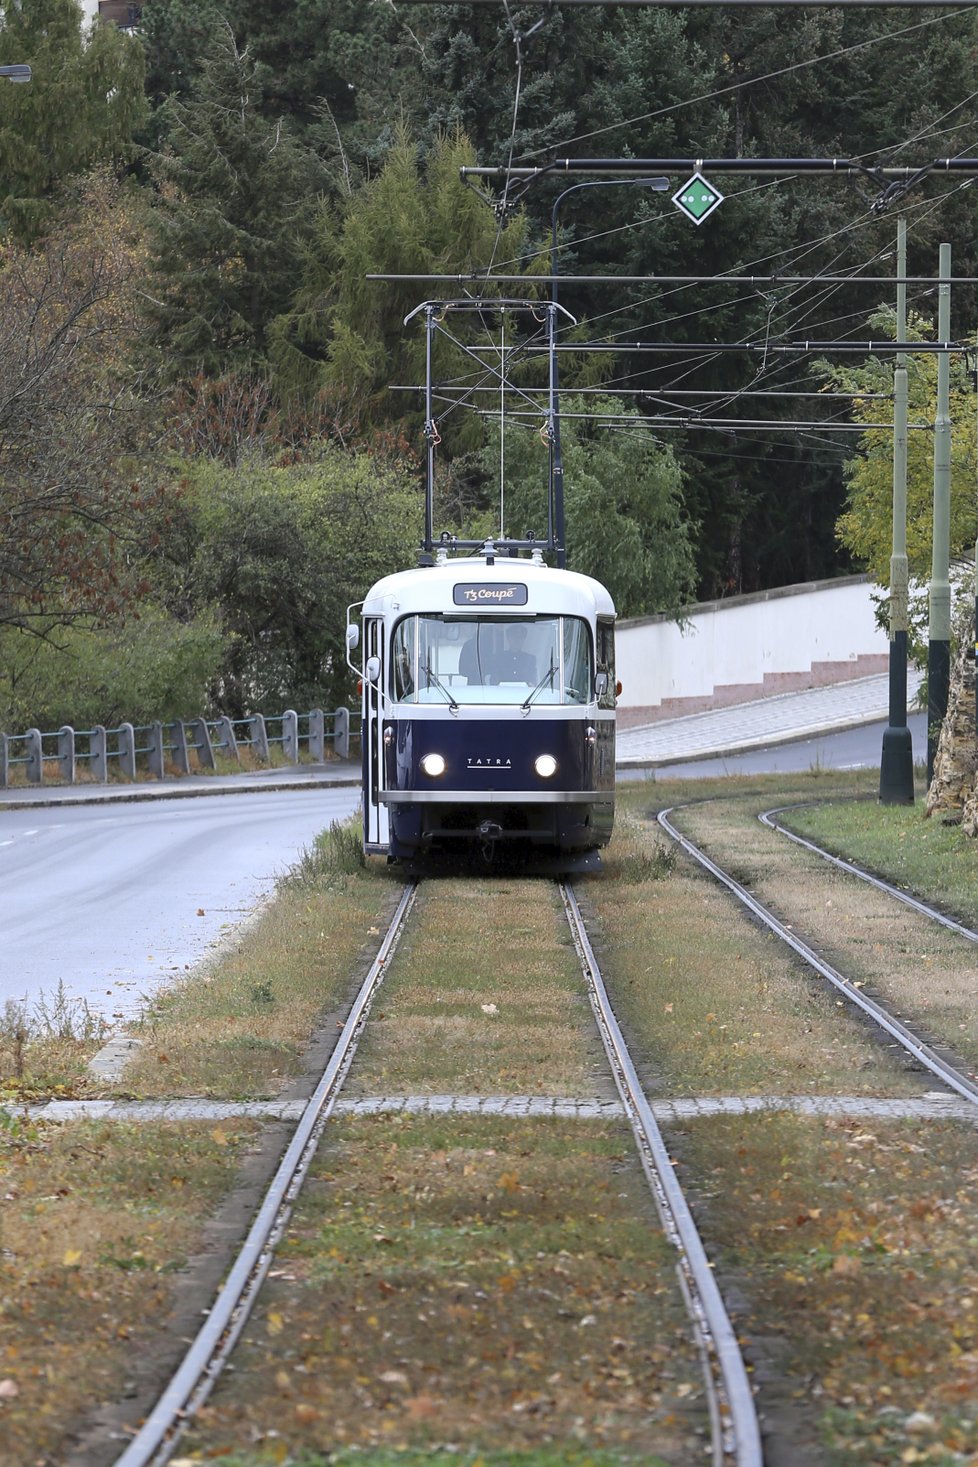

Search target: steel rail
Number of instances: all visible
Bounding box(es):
[760,805,978,943]
[561,880,762,1467]
[657,807,978,1106]
[111,882,419,1467]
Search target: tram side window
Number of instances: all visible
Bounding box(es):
[392,618,416,702]
[596,619,616,709]
[562,618,591,703]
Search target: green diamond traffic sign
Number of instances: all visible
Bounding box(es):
[672,172,724,226]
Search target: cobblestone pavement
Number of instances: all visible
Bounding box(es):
[20,1089,977,1125]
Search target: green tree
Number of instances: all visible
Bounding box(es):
[0,0,145,242]
[270,127,541,445]
[480,396,697,618]
[819,308,977,587]
[153,447,423,714]
[0,605,227,732]
[146,22,329,381]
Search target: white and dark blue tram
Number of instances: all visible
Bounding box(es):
[346,298,617,868]
[347,545,616,870]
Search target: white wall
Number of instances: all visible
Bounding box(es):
[617,576,888,712]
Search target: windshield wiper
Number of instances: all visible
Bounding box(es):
[424,659,459,712]
[521,661,557,713]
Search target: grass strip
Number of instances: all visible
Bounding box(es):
[181,1112,706,1465]
[0,1115,259,1465]
[673,1111,978,1466]
[666,789,978,1076]
[349,877,602,1098]
[584,804,924,1098]
[782,797,978,928]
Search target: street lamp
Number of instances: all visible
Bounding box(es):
[0,65,31,83]
[549,176,669,566]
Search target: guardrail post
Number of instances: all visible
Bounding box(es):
[250,713,269,763]
[172,720,191,775]
[57,726,76,784]
[147,721,165,779]
[192,717,216,770]
[334,706,350,760]
[25,728,42,784]
[215,715,239,763]
[283,709,299,763]
[308,708,325,761]
[0,733,7,788]
[119,722,136,780]
[91,726,107,781]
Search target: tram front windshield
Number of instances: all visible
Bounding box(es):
[391,615,592,706]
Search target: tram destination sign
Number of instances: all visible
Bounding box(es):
[453,583,528,606]
[672,171,724,226]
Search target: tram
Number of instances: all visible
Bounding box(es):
[346,298,617,869]
[347,544,616,868]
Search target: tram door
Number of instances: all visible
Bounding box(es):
[362,616,390,854]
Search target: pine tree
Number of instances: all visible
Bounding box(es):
[0,0,145,242]
[146,22,329,380]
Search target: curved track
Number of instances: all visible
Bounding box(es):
[759,804,978,943]
[110,875,761,1467]
[658,804,978,1109]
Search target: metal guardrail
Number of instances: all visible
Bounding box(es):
[0,708,360,788]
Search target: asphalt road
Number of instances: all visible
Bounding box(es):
[0,786,359,1021]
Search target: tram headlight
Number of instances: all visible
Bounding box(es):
[420,752,447,777]
[534,754,558,779]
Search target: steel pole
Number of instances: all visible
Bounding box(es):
[880,219,915,803]
[928,243,952,785]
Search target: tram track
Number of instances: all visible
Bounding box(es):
[103,873,761,1467]
[658,802,978,1108]
[111,882,420,1467]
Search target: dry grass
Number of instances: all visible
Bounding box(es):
[675,1112,978,1464]
[350,878,602,1097]
[181,1112,705,1465]
[582,808,926,1097]
[673,795,978,1074]
[122,840,399,1099]
[0,1115,259,1465]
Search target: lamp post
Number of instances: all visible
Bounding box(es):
[549,175,669,566]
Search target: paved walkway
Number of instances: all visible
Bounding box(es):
[0,670,924,804]
[616,669,925,768]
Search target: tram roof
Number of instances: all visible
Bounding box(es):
[361,554,616,620]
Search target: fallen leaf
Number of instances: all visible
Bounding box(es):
[196,908,206,916]
[267,1311,284,1335]
[0,1380,19,1400]
[63,1249,82,1267]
